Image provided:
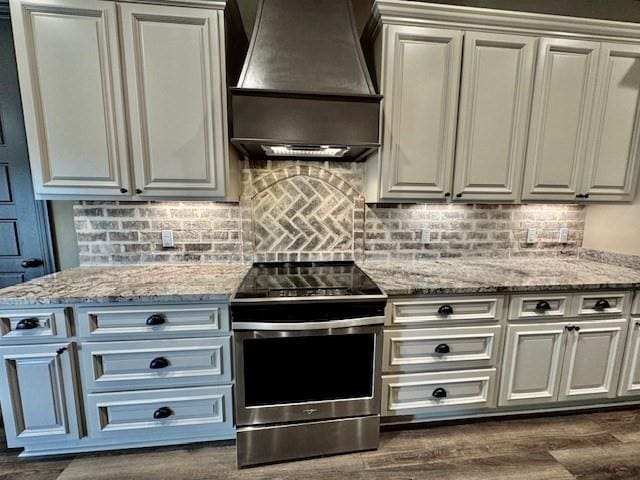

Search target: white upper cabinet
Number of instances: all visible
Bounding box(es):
[120,3,231,199]
[522,38,601,202]
[9,0,238,200]
[9,0,130,197]
[376,25,463,201]
[453,32,536,202]
[582,43,640,202]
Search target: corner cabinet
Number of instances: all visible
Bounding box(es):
[363,1,640,204]
[9,0,240,201]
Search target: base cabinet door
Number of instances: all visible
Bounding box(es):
[559,319,627,401]
[0,342,81,447]
[120,2,229,198]
[499,323,566,407]
[9,0,130,198]
[379,25,462,200]
[619,319,640,396]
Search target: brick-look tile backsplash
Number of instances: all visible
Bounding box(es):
[364,203,585,261]
[73,160,586,265]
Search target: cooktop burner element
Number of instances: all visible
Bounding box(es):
[233,261,384,300]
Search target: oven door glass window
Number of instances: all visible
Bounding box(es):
[243,333,375,406]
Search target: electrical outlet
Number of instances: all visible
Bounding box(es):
[526,228,537,244]
[420,228,431,244]
[161,230,174,248]
[559,227,569,243]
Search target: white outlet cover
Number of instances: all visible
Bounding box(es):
[526,228,537,244]
[421,228,431,244]
[559,227,569,243]
[161,230,174,248]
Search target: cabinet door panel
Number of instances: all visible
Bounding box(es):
[619,319,640,396]
[499,323,566,406]
[454,32,536,202]
[10,0,129,197]
[0,342,81,447]
[559,319,626,401]
[583,43,640,201]
[380,26,462,200]
[523,38,600,201]
[120,3,227,198]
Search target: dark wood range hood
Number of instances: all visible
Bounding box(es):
[229,0,382,161]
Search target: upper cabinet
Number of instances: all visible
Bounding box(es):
[522,38,601,202]
[377,26,462,201]
[454,32,536,203]
[582,43,640,202]
[363,1,640,204]
[9,0,130,197]
[9,0,240,201]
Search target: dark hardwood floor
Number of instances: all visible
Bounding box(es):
[3,408,640,479]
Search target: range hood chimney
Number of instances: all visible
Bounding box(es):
[230,0,381,161]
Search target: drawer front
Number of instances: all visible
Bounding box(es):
[575,292,631,317]
[80,337,231,392]
[633,293,639,316]
[0,308,70,344]
[85,385,234,441]
[389,297,503,327]
[509,294,571,320]
[77,304,229,340]
[382,369,497,417]
[382,325,501,373]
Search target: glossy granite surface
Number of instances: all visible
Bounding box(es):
[361,258,640,296]
[0,264,250,305]
[0,258,638,305]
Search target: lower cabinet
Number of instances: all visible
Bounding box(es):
[619,319,640,397]
[85,385,234,441]
[0,342,82,447]
[500,319,628,406]
[382,368,498,417]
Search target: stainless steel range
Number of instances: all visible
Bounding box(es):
[230,261,387,467]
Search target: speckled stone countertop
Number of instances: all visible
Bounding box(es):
[361,258,640,296]
[0,258,638,306]
[0,264,250,306]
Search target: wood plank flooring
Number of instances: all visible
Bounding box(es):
[4,407,640,479]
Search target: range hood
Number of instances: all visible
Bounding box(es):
[230,0,382,161]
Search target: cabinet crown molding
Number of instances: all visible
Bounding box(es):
[363,0,640,44]
[112,0,226,9]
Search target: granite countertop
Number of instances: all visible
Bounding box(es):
[0,264,250,306]
[0,258,638,306]
[361,258,640,296]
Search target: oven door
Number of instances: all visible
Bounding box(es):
[234,325,382,426]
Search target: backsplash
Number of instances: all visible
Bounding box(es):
[74,161,585,265]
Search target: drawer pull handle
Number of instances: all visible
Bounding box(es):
[153,407,173,420]
[432,388,447,399]
[535,301,552,312]
[574,325,581,332]
[149,357,170,369]
[566,325,574,331]
[15,318,40,330]
[438,305,454,316]
[146,314,166,326]
[594,299,611,311]
[435,344,450,354]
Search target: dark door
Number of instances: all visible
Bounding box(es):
[0,12,53,288]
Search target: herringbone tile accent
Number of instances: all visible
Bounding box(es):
[252,175,355,260]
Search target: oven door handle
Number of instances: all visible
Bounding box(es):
[233,316,385,331]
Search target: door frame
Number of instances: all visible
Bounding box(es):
[1,3,55,276]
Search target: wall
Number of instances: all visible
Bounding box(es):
[72,161,586,265]
[582,189,640,256]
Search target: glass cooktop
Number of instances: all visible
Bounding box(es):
[233,261,385,300]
